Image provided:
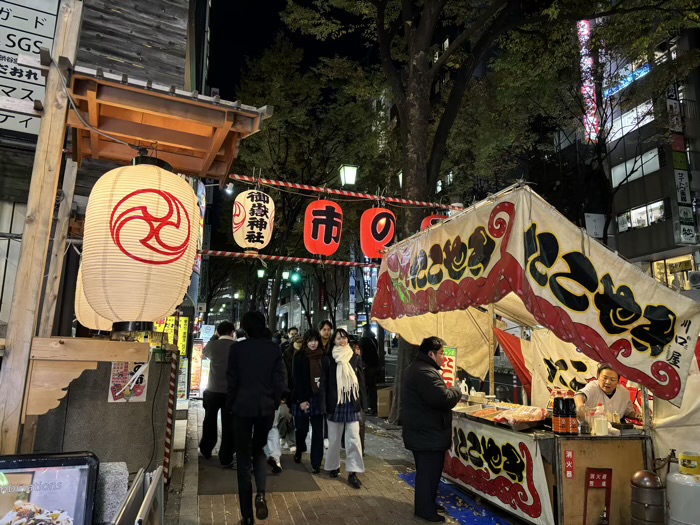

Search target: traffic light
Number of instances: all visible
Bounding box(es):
[290,272,301,285]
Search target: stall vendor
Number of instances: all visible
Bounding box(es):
[574,363,642,421]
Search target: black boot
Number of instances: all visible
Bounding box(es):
[348,472,362,489]
[255,493,268,520]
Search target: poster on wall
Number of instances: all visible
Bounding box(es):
[190,340,204,397]
[178,317,189,356]
[444,415,555,525]
[441,347,457,387]
[108,361,148,402]
[177,358,189,401]
[154,317,176,345]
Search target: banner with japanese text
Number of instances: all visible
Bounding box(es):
[441,347,457,387]
[444,415,555,525]
[373,186,700,406]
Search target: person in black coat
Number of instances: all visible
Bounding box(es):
[359,323,380,415]
[227,311,286,525]
[290,328,326,472]
[401,337,461,523]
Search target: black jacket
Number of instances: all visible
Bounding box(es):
[401,352,461,451]
[322,353,366,415]
[290,351,326,413]
[226,337,286,417]
[360,333,379,369]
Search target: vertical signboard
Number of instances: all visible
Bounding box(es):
[441,347,457,387]
[0,0,60,135]
[668,83,696,244]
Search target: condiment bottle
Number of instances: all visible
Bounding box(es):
[554,390,567,434]
[593,403,609,436]
[566,391,579,435]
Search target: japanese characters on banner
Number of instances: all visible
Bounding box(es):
[108,362,148,402]
[360,208,396,259]
[668,83,697,244]
[177,358,189,400]
[190,339,204,397]
[233,190,275,251]
[304,200,343,256]
[178,317,189,356]
[444,415,555,525]
[0,0,59,135]
[372,186,700,407]
[441,347,457,387]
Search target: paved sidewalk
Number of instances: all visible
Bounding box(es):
[165,402,496,525]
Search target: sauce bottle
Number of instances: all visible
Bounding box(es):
[566,391,579,435]
[554,390,567,434]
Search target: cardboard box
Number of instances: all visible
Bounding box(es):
[377,387,393,418]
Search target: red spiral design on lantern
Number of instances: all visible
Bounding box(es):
[110,189,191,265]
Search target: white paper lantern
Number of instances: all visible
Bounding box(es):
[82,164,200,323]
[232,189,275,251]
[75,265,112,331]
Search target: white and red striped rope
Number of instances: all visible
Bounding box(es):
[201,249,379,268]
[228,173,461,210]
[163,352,178,483]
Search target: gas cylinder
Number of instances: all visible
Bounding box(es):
[667,472,700,525]
[630,470,665,525]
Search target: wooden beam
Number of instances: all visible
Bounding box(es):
[98,116,212,151]
[200,112,234,176]
[72,79,225,126]
[0,0,84,455]
[98,104,216,137]
[86,82,100,159]
[37,160,78,338]
[31,338,150,362]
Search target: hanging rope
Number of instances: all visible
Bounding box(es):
[200,250,379,268]
[228,174,462,210]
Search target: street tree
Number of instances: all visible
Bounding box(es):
[284,0,700,423]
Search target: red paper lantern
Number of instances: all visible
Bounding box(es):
[304,200,343,256]
[361,208,396,259]
[421,214,448,231]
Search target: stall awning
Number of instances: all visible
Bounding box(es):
[372,185,700,407]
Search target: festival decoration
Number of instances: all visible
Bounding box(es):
[232,189,275,251]
[304,200,343,256]
[75,265,112,331]
[82,163,200,324]
[360,207,396,259]
[420,214,448,231]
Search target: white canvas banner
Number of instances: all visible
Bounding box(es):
[530,330,599,408]
[444,415,555,525]
[373,186,700,406]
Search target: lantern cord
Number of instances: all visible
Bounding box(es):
[55,62,151,154]
[229,173,462,210]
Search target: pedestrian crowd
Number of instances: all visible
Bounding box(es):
[200,312,459,524]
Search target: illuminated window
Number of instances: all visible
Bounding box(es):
[609,100,655,142]
[630,205,648,229]
[647,200,665,224]
[611,148,660,188]
[618,199,667,234]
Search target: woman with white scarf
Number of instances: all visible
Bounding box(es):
[322,328,366,489]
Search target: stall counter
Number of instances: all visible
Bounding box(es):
[444,409,650,525]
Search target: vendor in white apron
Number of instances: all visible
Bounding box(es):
[574,363,642,421]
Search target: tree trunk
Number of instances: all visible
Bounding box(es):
[389,72,432,425]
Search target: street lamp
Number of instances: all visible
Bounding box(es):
[234,292,240,300]
[282,270,290,280]
[397,170,403,188]
[257,269,265,278]
[339,164,358,186]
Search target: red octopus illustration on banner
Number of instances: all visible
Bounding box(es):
[443,420,552,522]
[421,214,448,231]
[371,186,700,407]
[110,189,191,265]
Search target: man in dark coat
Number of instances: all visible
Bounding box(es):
[359,323,380,415]
[401,337,461,523]
[227,311,286,525]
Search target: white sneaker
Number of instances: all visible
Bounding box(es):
[324,438,329,449]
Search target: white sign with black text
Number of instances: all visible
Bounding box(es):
[0,0,59,135]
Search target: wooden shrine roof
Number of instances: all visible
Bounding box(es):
[67,66,272,183]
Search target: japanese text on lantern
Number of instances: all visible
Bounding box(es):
[233,190,274,251]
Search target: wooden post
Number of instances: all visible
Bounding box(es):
[18,160,79,453]
[488,303,495,396]
[38,160,79,337]
[0,0,84,455]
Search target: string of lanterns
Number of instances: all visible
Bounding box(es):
[232,185,448,259]
[75,160,451,331]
